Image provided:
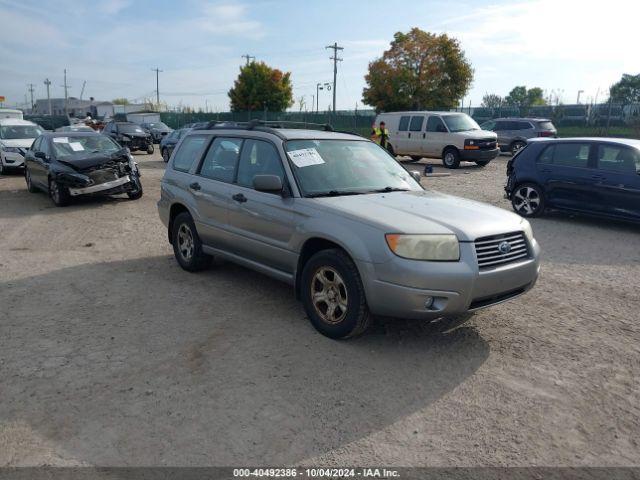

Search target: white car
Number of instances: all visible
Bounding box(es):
[375,111,500,169]
[0,118,44,174]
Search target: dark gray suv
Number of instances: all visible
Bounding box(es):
[481,118,557,155]
[157,123,539,339]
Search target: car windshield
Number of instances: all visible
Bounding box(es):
[51,135,122,158]
[285,139,421,197]
[148,122,169,129]
[119,124,146,134]
[441,114,480,133]
[0,125,44,139]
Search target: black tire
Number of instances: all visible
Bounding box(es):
[510,141,526,156]
[511,182,545,217]
[25,168,38,193]
[49,177,71,207]
[475,160,490,167]
[408,155,422,162]
[127,175,143,200]
[146,144,154,155]
[171,212,212,272]
[301,248,371,339]
[442,148,460,169]
[162,148,170,163]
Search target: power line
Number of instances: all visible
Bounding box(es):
[325,42,343,114]
[151,67,163,107]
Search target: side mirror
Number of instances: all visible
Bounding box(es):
[253,174,283,193]
[34,151,47,161]
[410,171,422,183]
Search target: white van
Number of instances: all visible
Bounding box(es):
[0,118,44,174]
[0,108,24,120]
[375,111,500,169]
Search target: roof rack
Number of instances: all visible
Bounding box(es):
[190,119,363,139]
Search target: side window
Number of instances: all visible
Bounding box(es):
[597,145,639,174]
[426,116,447,133]
[40,139,51,157]
[398,116,410,131]
[409,116,424,132]
[538,145,554,164]
[494,121,509,131]
[553,143,591,168]
[172,134,209,173]
[482,120,496,131]
[516,122,532,130]
[31,137,42,152]
[198,137,243,183]
[237,140,285,190]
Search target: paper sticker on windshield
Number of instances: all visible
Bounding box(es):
[69,142,84,152]
[53,137,69,143]
[288,148,325,167]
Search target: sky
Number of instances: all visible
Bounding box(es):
[0,0,638,112]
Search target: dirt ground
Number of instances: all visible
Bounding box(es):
[1,151,639,467]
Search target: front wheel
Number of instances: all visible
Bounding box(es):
[162,148,170,163]
[442,148,460,169]
[127,176,143,200]
[146,144,154,155]
[171,212,212,272]
[511,183,545,217]
[301,249,371,339]
[49,178,71,207]
[25,168,38,192]
[511,141,526,156]
[475,160,490,167]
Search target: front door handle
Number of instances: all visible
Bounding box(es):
[408,133,411,138]
[422,133,426,139]
[232,193,247,203]
[189,182,201,191]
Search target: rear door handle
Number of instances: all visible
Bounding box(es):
[189,182,201,191]
[408,133,411,138]
[232,193,247,203]
[422,133,426,139]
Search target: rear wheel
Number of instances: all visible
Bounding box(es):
[301,249,371,339]
[49,178,70,207]
[475,160,490,167]
[25,168,38,192]
[408,155,422,162]
[511,183,545,217]
[162,148,170,163]
[146,144,154,155]
[171,212,211,271]
[442,148,460,169]
[511,141,526,156]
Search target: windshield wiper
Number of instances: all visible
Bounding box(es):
[307,190,368,198]
[367,186,411,193]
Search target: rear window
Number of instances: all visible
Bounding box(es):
[538,143,590,168]
[172,134,209,172]
[409,116,424,132]
[537,121,555,131]
[398,116,410,132]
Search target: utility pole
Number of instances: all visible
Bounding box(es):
[44,79,52,115]
[80,80,86,100]
[62,69,69,116]
[151,68,163,108]
[27,83,35,111]
[241,54,255,65]
[325,42,343,115]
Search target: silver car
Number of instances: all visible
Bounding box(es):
[481,118,557,155]
[158,125,540,339]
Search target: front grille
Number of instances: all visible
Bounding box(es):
[475,231,528,268]
[476,138,497,150]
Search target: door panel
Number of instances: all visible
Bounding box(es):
[594,144,640,220]
[394,115,411,153]
[424,116,448,157]
[406,115,425,155]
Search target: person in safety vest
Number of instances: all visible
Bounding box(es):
[370,121,389,149]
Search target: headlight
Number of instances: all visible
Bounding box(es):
[385,234,460,261]
[521,220,534,242]
[1,146,21,153]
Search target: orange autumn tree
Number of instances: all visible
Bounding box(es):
[363,28,473,112]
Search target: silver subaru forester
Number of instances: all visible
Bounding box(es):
[157,123,540,339]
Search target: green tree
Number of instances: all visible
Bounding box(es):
[609,73,640,104]
[481,93,503,109]
[504,86,546,108]
[112,98,129,105]
[228,61,294,112]
[362,28,473,112]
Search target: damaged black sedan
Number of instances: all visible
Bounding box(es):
[24,132,143,207]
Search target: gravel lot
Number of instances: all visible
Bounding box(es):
[1,151,639,467]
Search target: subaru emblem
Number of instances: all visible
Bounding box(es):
[498,241,511,254]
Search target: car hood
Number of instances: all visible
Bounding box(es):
[1,139,35,148]
[460,129,497,140]
[56,149,130,171]
[312,190,525,241]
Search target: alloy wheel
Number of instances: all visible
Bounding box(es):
[50,181,60,203]
[177,223,194,262]
[311,266,348,324]
[25,169,31,188]
[513,186,541,215]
